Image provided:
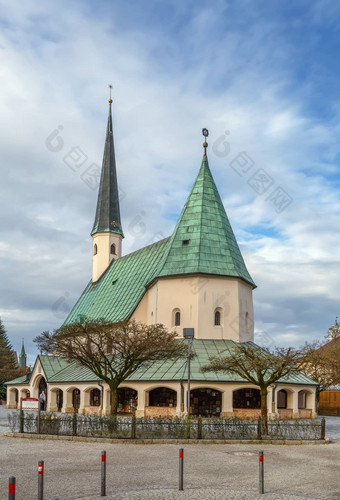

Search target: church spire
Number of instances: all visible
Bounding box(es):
[91,88,123,237]
[19,339,27,371]
[91,89,124,282]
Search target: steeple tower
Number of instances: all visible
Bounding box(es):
[19,339,27,371]
[91,88,124,282]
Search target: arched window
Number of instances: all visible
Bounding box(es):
[90,388,101,406]
[214,308,223,326]
[277,389,287,409]
[172,308,181,327]
[175,311,181,326]
[111,244,116,255]
[93,244,97,255]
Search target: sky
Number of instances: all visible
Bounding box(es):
[0,0,339,366]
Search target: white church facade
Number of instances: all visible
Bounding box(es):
[7,98,317,419]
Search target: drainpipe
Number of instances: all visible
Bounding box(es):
[180,380,184,413]
[271,383,278,415]
[98,380,104,416]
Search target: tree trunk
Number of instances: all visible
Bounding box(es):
[260,386,268,437]
[315,388,320,415]
[109,386,119,416]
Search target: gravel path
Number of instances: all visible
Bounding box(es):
[1,435,340,499]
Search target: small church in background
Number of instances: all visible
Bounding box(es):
[7,95,317,418]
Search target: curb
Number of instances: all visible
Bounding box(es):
[3,433,331,445]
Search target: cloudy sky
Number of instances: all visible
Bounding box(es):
[1,0,339,365]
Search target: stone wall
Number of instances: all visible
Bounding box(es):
[298,409,312,418]
[278,409,293,420]
[233,409,261,419]
[145,406,177,418]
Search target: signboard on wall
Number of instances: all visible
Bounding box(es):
[22,398,39,410]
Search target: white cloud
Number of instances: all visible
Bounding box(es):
[0,0,339,357]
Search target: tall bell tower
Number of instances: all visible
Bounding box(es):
[91,88,124,282]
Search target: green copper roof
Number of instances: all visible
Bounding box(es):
[64,238,170,325]
[154,155,255,287]
[35,341,317,386]
[91,102,123,237]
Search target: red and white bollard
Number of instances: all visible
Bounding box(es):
[179,448,184,491]
[259,450,264,494]
[8,476,15,500]
[101,451,106,496]
[38,460,44,500]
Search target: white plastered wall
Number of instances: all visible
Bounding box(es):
[133,275,254,341]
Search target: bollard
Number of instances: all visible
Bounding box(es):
[321,417,326,440]
[8,476,15,500]
[38,460,44,500]
[101,450,106,496]
[179,448,184,491]
[19,398,24,434]
[259,451,264,494]
[37,405,41,434]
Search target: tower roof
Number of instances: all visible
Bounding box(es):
[91,100,124,237]
[154,154,256,287]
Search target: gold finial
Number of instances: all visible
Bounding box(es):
[108,84,113,104]
[202,128,209,155]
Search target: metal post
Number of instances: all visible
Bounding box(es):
[8,476,15,500]
[37,404,41,434]
[259,451,264,494]
[19,398,23,434]
[38,460,44,500]
[321,417,326,440]
[131,413,136,439]
[187,340,192,417]
[101,451,106,496]
[179,448,184,491]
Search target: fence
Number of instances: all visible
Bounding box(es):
[8,411,325,440]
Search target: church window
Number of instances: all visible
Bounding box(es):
[246,312,249,331]
[214,308,223,326]
[182,240,190,246]
[93,244,97,255]
[111,244,116,255]
[175,311,181,326]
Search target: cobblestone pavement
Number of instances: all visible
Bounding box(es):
[1,435,340,500]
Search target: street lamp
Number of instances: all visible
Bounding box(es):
[183,328,194,417]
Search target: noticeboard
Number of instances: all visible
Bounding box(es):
[22,398,39,410]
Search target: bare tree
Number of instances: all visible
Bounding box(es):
[34,319,187,415]
[202,343,301,436]
[298,337,340,410]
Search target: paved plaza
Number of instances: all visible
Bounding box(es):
[1,406,340,499]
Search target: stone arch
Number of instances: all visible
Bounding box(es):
[49,387,64,412]
[8,388,19,408]
[117,387,137,413]
[298,389,314,417]
[149,387,177,407]
[65,386,81,412]
[232,387,261,419]
[276,387,295,419]
[190,387,223,417]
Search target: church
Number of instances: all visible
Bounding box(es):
[7,97,317,419]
